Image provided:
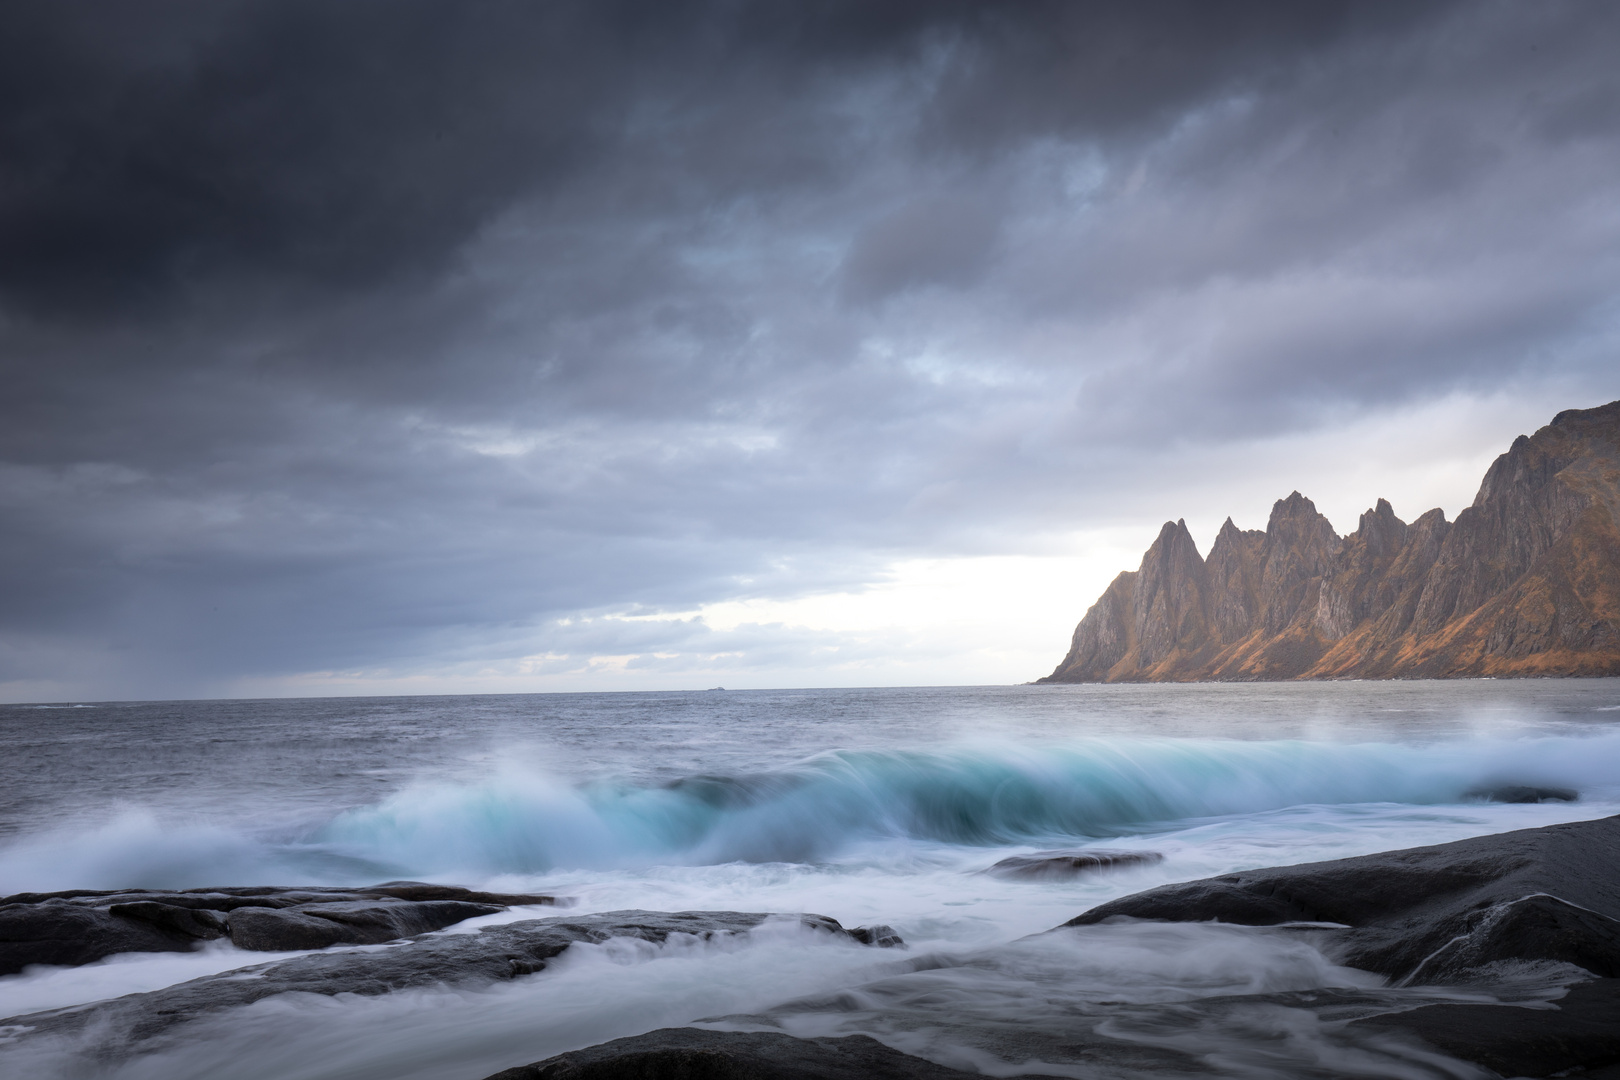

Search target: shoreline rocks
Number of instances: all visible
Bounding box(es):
[0,881,559,975]
[1064,813,1620,985]
[8,819,1620,1078]
[484,818,1620,1080]
[1057,814,1620,1077]
[1,910,903,1056]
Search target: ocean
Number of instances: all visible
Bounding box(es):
[2,680,1619,1079]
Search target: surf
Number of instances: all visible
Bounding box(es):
[3,731,1617,892]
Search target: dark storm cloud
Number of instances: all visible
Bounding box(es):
[2,0,1617,696]
[0,0,1444,319]
[0,0,738,317]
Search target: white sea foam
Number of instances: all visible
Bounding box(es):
[0,939,314,1019]
[2,732,1617,893]
[1,687,1616,1079]
[0,909,1546,1080]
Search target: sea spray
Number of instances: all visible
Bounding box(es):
[3,731,1617,892]
[313,733,1620,876]
[0,910,1532,1080]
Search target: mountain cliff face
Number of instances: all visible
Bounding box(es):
[1040,400,1620,682]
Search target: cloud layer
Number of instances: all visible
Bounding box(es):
[2,0,1618,698]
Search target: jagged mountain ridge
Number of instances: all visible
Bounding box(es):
[1040,400,1620,682]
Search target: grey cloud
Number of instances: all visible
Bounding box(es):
[2,0,1618,697]
[840,191,1005,301]
[0,0,1449,322]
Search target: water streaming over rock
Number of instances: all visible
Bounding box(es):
[2,681,1617,1079]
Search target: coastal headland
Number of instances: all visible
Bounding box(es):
[1041,400,1620,683]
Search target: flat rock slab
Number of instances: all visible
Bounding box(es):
[3,910,898,1057]
[224,899,503,950]
[1353,977,1620,1078]
[985,850,1163,880]
[1065,813,1620,983]
[483,1028,990,1080]
[0,902,204,975]
[1465,785,1579,804]
[0,880,559,908]
[0,881,558,975]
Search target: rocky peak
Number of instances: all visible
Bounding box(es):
[1259,492,1341,634]
[1416,401,1620,632]
[1205,516,1266,643]
[1382,507,1449,585]
[1406,506,1449,543]
[1146,518,1201,566]
[1473,433,1562,508]
[1209,516,1261,551]
[1355,498,1408,556]
[1133,520,1204,594]
[1548,398,1620,444]
[1313,499,1413,642]
[1473,400,1620,509]
[1266,492,1339,544]
[1131,519,1207,666]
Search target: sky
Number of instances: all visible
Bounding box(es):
[2,0,1618,702]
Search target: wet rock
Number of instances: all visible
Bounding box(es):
[0,881,560,909]
[1069,876,1306,926]
[3,910,896,1054]
[0,901,200,975]
[1065,813,1620,984]
[482,1028,981,1080]
[107,901,228,940]
[1466,785,1579,804]
[225,899,502,951]
[1388,892,1620,983]
[362,881,562,906]
[846,924,904,947]
[1353,977,1620,1078]
[796,913,902,948]
[985,850,1163,880]
[0,881,561,975]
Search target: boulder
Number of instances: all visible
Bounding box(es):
[1465,785,1579,804]
[845,924,904,947]
[985,850,1163,880]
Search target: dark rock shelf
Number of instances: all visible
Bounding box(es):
[984,849,1163,880]
[1065,813,1620,985]
[483,1028,988,1080]
[1,909,902,1058]
[0,881,560,975]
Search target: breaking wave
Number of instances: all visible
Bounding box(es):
[3,734,1618,891]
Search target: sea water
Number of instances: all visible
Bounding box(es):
[1,681,1617,1079]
